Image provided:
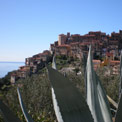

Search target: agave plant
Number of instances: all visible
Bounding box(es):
[85,46,112,122]
[17,88,34,122]
[0,99,21,122]
[115,51,122,122]
[115,94,122,122]
[0,47,122,122]
[51,55,63,122]
[47,57,94,122]
[50,48,122,122]
[119,51,122,97]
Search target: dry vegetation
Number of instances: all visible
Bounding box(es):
[0,56,120,121]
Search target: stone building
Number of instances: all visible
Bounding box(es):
[70,42,82,58]
[58,34,67,46]
[55,45,71,56]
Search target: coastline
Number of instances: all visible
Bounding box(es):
[0,62,25,78]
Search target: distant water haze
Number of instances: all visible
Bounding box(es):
[0,62,25,78]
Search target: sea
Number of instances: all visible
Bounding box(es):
[0,62,25,78]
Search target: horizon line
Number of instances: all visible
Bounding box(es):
[0,61,25,63]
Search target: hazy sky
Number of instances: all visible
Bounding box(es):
[0,0,122,62]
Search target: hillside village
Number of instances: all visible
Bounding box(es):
[11,30,122,84]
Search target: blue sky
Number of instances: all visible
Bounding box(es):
[0,0,122,61]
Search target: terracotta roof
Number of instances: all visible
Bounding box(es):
[19,69,27,72]
[93,60,101,63]
[57,45,70,48]
[19,66,30,69]
[70,42,80,45]
[11,73,17,76]
[83,34,95,37]
[35,57,41,60]
[71,34,80,36]
[19,67,30,72]
[110,60,120,66]
[106,52,113,57]
[110,60,120,63]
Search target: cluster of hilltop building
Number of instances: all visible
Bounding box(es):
[11,30,122,84]
[11,50,52,84]
[50,30,122,58]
